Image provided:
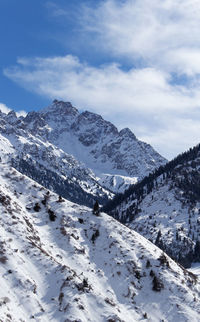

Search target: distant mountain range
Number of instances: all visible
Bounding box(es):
[0,99,166,206]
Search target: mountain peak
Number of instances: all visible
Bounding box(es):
[0,99,166,197]
[41,99,79,116]
[52,99,73,109]
[119,127,137,140]
[5,110,18,124]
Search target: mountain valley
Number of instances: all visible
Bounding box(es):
[0,100,200,321]
[0,162,200,321]
[104,144,200,268]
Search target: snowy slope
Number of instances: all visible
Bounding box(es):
[0,162,200,321]
[0,100,166,204]
[23,100,166,183]
[190,263,200,278]
[0,112,113,207]
[105,144,200,268]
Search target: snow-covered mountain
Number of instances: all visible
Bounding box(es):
[35,100,166,179]
[1,162,200,322]
[0,115,112,207]
[0,100,166,205]
[104,144,200,268]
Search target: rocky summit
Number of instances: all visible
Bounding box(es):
[0,100,166,205]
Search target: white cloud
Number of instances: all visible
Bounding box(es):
[140,118,200,159]
[164,48,200,76]
[3,0,200,159]
[0,102,27,117]
[4,54,200,159]
[83,0,200,75]
[0,103,11,114]
[4,55,200,115]
[16,110,27,117]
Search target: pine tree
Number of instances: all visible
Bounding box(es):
[93,200,100,216]
[194,240,200,261]
[155,230,161,245]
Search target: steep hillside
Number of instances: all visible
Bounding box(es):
[22,100,166,187]
[104,144,200,268]
[0,112,112,207]
[38,100,166,178]
[0,163,200,321]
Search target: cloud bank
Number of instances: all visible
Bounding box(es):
[0,102,27,117]
[0,103,11,114]
[4,0,200,159]
[84,0,200,74]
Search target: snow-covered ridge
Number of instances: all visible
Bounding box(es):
[36,100,166,178]
[0,110,113,206]
[0,99,166,205]
[21,99,166,179]
[105,144,200,268]
[0,162,200,321]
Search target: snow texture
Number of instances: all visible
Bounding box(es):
[108,149,200,268]
[0,100,166,205]
[0,163,200,321]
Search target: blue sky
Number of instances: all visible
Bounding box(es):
[1,0,200,159]
[0,0,84,110]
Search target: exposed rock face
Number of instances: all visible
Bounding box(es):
[0,100,166,204]
[24,100,166,177]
